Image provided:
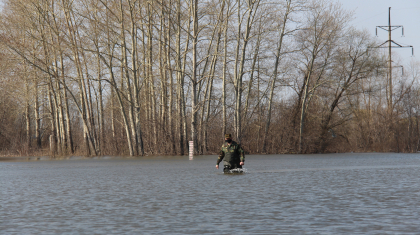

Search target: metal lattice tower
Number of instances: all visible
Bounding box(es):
[373,7,413,114]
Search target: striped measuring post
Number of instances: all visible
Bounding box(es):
[189,141,194,160]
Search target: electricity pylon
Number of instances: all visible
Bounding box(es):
[372,7,413,114]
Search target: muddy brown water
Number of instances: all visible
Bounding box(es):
[1,153,420,234]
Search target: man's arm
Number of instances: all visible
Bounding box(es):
[216,148,225,169]
[239,144,245,165]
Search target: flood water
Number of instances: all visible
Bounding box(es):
[2,153,420,234]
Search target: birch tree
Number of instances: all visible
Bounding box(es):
[296,0,351,153]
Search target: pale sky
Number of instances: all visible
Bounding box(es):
[339,0,420,66]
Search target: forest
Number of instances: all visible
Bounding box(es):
[0,0,419,157]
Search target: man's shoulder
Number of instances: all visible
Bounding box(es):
[232,141,244,150]
[231,141,239,146]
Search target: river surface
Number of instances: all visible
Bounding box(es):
[2,153,420,234]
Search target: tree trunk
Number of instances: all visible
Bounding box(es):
[191,0,198,155]
[235,0,259,143]
[34,79,41,149]
[25,78,31,151]
[262,0,290,153]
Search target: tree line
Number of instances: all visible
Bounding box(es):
[0,0,419,157]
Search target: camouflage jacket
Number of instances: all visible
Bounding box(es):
[217,141,245,165]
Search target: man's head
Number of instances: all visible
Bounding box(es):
[225,134,232,143]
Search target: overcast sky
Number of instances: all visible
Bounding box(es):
[338,0,420,66]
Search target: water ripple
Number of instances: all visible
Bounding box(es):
[1,154,420,234]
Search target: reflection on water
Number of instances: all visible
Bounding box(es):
[1,153,420,234]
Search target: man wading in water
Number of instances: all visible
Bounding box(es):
[216,134,245,173]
